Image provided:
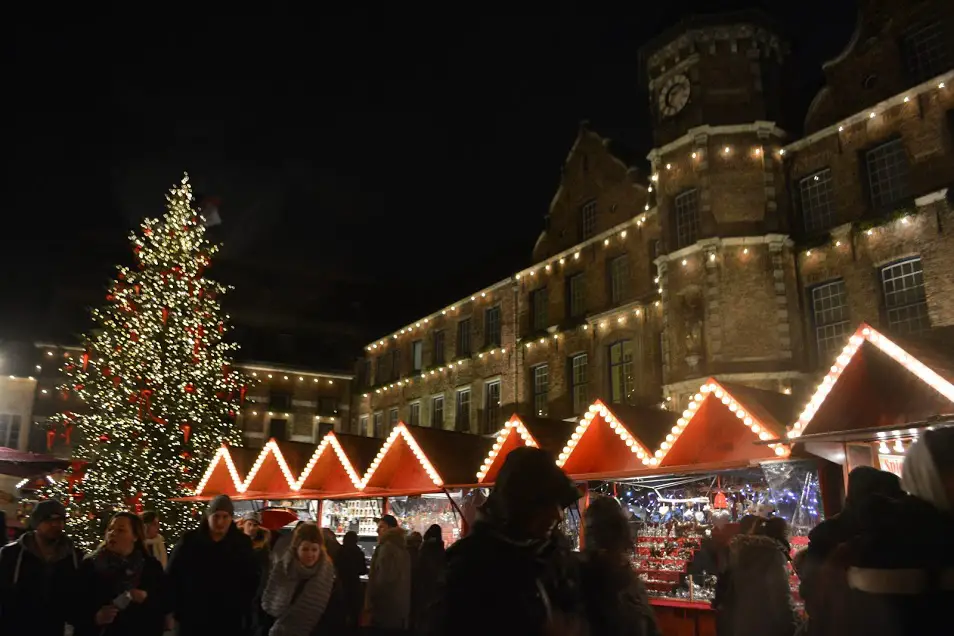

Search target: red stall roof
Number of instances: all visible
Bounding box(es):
[658,379,792,468]
[476,413,576,483]
[789,323,954,440]
[361,423,492,494]
[195,446,261,498]
[556,400,680,476]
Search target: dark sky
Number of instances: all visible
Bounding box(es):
[8,1,857,361]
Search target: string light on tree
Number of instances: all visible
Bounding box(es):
[40,174,250,550]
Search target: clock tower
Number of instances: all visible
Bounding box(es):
[639,12,806,406]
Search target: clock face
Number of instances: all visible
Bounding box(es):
[658,74,691,118]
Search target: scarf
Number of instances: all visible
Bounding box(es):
[902,437,949,512]
[262,550,327,617]
[93,547,146,598]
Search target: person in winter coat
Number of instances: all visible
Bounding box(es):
[795,466,902,634]
[259,522,336,636]
[0,499,83,636]
[337,530,368,632]
[579,496,660,636]
[716,516,800,636]
[440,446,586,636]
[365,514,412,633]
[315,527,348,635]
[166,495,259,636]
[816,428,954,636]
[72,512,167,636]
[411,524,445,634]
[141,510,168,568]
[248,519,273,636]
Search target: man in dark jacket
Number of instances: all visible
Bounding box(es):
[167,495,259,636]
[439,446,586,636]
[0,499,83,636]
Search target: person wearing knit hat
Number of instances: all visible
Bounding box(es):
[241,510,262,537]
[167,493,259,636]
[0,498,83,636]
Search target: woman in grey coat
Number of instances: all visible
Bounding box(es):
[260,522,336,636]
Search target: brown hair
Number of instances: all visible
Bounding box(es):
[291,522,326,559]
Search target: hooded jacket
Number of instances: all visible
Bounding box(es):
[718,533,799,636]
[166,521,258,634]
[366,527,412,629]
[0,531,83,636]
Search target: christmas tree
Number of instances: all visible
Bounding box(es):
[44,174,248,549]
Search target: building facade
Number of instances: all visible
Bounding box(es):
[354,1,954,435]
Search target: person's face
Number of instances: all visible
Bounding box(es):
[297,540,321,567]
[208,511,232,539]
[526,503,564,541]
[145,519,160,540]
[243,520,260,537]
[35,517,65,543]
[377,520,390,539]
[106,517,136,556]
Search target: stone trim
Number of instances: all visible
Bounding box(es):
[915,188,949,208]
[648,122,786,164]
[662,370,808,396]
[654,234,794,265]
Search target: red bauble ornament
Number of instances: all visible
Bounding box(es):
[184,383,194,393]
[99,434,110,442]
[74,384,84,391]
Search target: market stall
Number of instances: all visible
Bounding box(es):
[361,423,492,545]
[559,384,820,636]
[475,413,576,483]
[787,323,954,484]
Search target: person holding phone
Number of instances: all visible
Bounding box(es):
[72,511,167,636]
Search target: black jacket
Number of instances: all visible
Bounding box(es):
[439,519,585,636]
[579,552,660,636]
[72,550,167,636]
[0,531,83,636]
[166,522,258,634]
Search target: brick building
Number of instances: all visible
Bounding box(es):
[354,0,954,436]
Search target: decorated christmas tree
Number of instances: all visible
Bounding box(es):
[44,174,248,549]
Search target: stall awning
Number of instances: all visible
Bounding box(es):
[476,413,575,483]
[0,447,71,478]
[557,400,680,475]
[657,379,792,468]
[194,432,369,500]
[788,323,954,441]
[361,423,492,494]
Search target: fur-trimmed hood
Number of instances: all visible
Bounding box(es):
[378,526,407,549]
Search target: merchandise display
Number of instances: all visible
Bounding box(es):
[322,498,383,537]
[388,493,462,545]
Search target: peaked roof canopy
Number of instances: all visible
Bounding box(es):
[556,400,679,475]
[476,414,576,483]
[658,379,792,468]
[789,324,954,440]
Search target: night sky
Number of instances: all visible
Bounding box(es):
[9,1,857,367]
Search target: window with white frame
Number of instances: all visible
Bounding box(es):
[0,414,22,448]
[810,280,851,365]
[431,395,444,428]
[373,411,383,438]
[412,340,423,372]
[409,401,421,427]
[865,139,911,211]
[455,388,471,432]
[531,287,548,331]
[567,273,586,318]
[483,380,501,433]
[485,306,501,347]
[359,414,369,437]
[580,199,597,239]
[570,354,588,414]
[881,257,931,335]
[608,340,634,404]
[674,189,700,248]
[799,169,835,234]
[532,364,549,416]
[901,21,949,84]
[609,255,630,305]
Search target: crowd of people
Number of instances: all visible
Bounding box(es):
[0,427,951,636]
